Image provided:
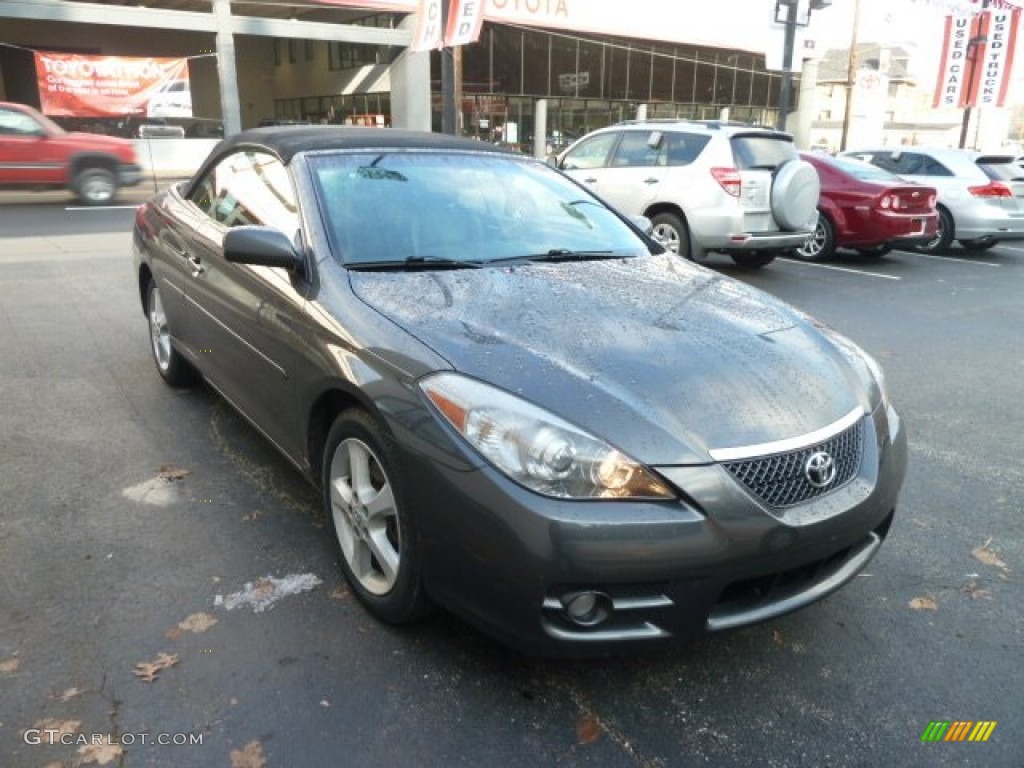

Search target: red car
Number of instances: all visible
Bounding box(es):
[796,152,938,261]
[0,100,142,205]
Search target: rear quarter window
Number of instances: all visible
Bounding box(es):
[730,135,797,170]
[664,132,711,166]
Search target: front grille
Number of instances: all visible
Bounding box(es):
[722,419,863,508]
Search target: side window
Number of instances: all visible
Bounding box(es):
[609,131,661,168]
[560,133,618,170]
[187,151,300,243]
[663,132,710,167]
[889,153,927,175]
[0,107,45,136]
[919,157,953,176]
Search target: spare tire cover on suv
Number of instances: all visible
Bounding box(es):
[771,159,820,231]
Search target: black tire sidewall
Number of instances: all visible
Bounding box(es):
[321,409,428,624]
[917,207,953,253]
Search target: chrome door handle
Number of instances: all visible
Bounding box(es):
[644,178,660,185]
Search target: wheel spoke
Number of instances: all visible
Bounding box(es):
[365,526,399,589]
[364,482,395,523]
[347,441,374,503]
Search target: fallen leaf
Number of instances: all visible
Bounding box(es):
[178,612,218,633]
[960,582,992,600]
[230,739,267,768]
[972,542,1009,571]
[0,657,20,674]
[55,687,81,702]
[40,761,66,768]
[329,587,349,600]
[78,742,123,765]
[909,596,938,611]
[133,652,179,683]
[242,511,264,522]
[158,465,191,482]
[771,629,786,648]
[165,627,184,641]
[576,713,602,745]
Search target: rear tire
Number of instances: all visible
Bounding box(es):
[146,279,197,387]
[650,212,690,259]
[730,252,776,269]
[914,207,953,253]
[793,213,835,262]
[959,237,999,252]
[72,168,117,206]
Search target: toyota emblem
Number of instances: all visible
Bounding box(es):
[805,451,837,489]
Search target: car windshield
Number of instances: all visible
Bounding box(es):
[308,150,650,268]
[830,155,902,182]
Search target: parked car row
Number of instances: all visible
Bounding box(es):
[554,119,1024,264]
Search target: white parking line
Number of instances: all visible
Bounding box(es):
[995,244,1024,253]
[778,258,901,280]
[900,251,1001,267]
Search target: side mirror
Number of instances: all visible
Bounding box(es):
[224,226,304,273]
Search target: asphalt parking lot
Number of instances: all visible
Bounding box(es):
[0,195,1021,767]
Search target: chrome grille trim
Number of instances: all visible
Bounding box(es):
[720,418,864,508]
[708,406,864,462]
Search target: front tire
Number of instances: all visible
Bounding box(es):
[146,279,197,387]
[914,207,953,253]
[322,409,430,625]
[72,168,117,206]
[794,213,836,261]
[650,212,691,259]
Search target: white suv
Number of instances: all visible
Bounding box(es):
[557,120,819,268]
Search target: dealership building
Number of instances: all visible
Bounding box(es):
[0,0,817,150]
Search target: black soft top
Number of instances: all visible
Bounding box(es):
[212,125,516,165]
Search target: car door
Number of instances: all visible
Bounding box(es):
[178,150,308,460]
[0,106,59,185]
[593,129,672,216]
[559,131,619,199]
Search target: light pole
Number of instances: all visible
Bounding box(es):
[775,0,832,133]
[958,34,987,149]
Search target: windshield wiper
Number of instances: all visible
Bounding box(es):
[528,248,621,262]
[487,248,625,266]
[347,255,483,271]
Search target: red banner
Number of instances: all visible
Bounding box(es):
[933,9,1022,108]
[35,53,191,118]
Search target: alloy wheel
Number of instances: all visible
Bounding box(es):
[328,438,401,596]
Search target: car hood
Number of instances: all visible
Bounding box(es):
[349,254,870,465]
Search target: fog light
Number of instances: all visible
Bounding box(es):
[562,591,612,627]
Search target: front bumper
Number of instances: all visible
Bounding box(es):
[405,402,908,655]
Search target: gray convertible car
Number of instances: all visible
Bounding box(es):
[132,127,907,654]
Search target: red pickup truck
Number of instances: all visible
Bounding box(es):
[0,100,143,205]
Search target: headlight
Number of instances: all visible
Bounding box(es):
[420,373,675,500]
